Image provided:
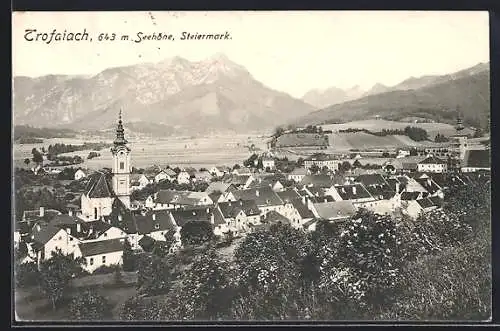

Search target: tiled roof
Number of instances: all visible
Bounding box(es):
[217,200,260,218]
[205,182,233,195]
[416,198,440,209]
[154,190,212,205]
[222,174,252,186]
[355,174,388,187]
[291,199,315,219]
[134,210,176,235]
[288,167,308,176]
[400,192,420,201]
[334,184,372,200]
[170,208,213,227]
[276,189,302,203]
[85,172,114,198]
[419,156,446,165]
[232,186,283,206]
[32,223,62,245]
[50,214,80,227]
[464,150,490,168]
[23,209,61,223]
[78,238,123,257]
[300,175,336,188]
[308,196,335,203]
[415,178,441,194]
[313,201,356,220]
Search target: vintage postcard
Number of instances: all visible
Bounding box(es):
[12,11,491,322]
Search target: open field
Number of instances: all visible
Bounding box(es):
[321,119,475,139]
[13,134,269,170]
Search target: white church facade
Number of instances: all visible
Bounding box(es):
[80,111,132,221]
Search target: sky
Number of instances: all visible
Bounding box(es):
[12,11,489,98]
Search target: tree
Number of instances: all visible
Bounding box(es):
[309,164,320,174]
[353,160,362,168]
[338,161,352,173]
[39,249,86,310]
[382,152,390,158]
[69,288,112,320]
[122,239,136,272]
[180,220,214,247]
[31,148,43,165]
[274,126,285,138]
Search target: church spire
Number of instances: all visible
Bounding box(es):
[114,109,128,145]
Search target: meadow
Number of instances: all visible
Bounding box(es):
[13,134,269,170]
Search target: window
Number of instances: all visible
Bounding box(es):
[89,258,94,265]
[120,162,124,170]
[102,256,106,264]
[104,233,108,238]
[69,237,73,241]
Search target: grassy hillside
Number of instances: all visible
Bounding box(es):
[295,71,490,129]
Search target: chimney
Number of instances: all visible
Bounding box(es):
[76,223,81,233]
[352,186,357,195]
[324,198,327,203]
[39,206,45,217]
[206,207,210,214]
[427,178,432,187]
[239,200,243,206]
[256,190,260,197]
[67,227,71,235]
[210,213,215,224]
[228,201,232,206]
[36,224,41,232]
[152,213,156,221]
[192,211,196,216]
[396,182,400,193]
[118,214,123,221]
[68,209,73,217]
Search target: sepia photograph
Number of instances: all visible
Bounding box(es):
[12,11,491,322]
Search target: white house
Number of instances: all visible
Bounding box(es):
[177,170,192,184]
[30,222,81,264]
[74,238,124,273]
[74,169,87,181]
[130,174,151,191]
[417,156,448,173]
[154,170,172,183]
[210,166,230,178]
[304,154,341,172]
[287,167,308,183]
[149,190,213,210]
[80,173,115,221]
[262,157,276,171]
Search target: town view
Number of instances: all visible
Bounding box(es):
[13,11,491,323]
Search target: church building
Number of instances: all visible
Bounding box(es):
[80,111,132,221]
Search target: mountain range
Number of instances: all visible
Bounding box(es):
[14,56,490,135]
[296,62,490,128]
[13,54,314,134]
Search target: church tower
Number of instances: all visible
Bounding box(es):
[111,110,131,209]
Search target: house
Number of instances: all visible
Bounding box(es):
[192,170,213,183]
[22,207,62,225]
[287,167,308,183]
[130,174,151,191]
[417,156,448,173]
[74,238,124,273]
[232,167,252,176]
[310,201,357,222]
[205,182,236,195]
[215,200,261,235]
[299,174,337,188]
[210,166,230,178]
[355,174,396,200]
[414,176,443,198]
[80,219,127,242]
[262,156,276,171]
[177,170,192,184]
[290,199,315,229]
[461,150,490,172]
[402,162,418,173]
[330,184,374,203]
[30,222,80,264]
[260,210,292,227]
[134,210,177,242]
[149,190,213,210]
[402,196,443,219]
[169,208,215,241]
[396,150,411,158]
[74,169,87,181]
[222,174,255,189]
[247,177,284,192]
[304,154,340,172]
[154,170,173,183]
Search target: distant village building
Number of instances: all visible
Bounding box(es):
[304,154,340,172]
[210,166,230,178]
[417,156,448,173]
[287,167,308,183]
